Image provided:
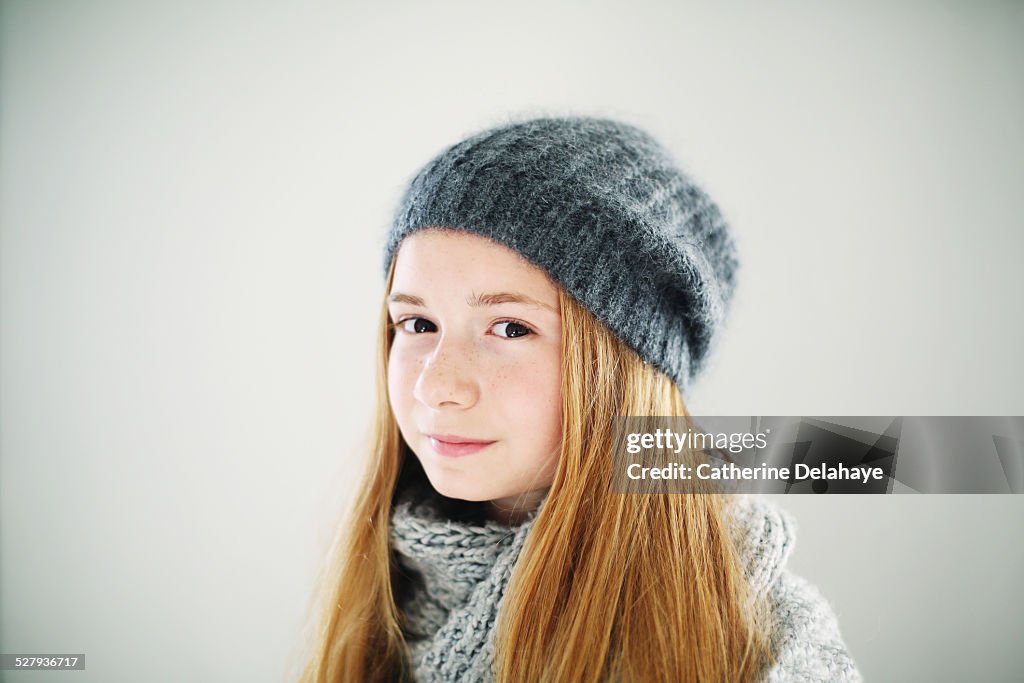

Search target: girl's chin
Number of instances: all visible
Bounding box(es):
[421,471,494,502]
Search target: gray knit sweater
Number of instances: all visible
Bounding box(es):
[390,483,862,682]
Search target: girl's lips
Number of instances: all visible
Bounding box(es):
[427,435,496,458]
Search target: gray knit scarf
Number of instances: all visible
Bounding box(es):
[389,482,861,682]
[390,481,538,682]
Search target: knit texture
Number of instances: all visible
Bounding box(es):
[390,484,862,682]
[383,116,739,392]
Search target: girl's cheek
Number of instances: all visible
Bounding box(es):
[496,357,546,394]
[389,350,423,395]
[387,349,411,395]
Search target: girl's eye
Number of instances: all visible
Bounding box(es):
[493,320,533,339]
[396,318,436,334]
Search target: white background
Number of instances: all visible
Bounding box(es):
[2,0,1022,680]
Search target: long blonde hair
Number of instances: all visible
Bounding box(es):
[294,257,773,682]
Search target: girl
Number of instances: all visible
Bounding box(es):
[298,117,861,682]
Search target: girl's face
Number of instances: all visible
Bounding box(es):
[387,229,563,520]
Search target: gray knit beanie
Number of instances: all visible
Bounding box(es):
[383,116,738,392]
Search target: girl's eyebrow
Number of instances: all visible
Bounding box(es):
[387,291,556,313]
[386,292,426,306]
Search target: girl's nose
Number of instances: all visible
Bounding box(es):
[413,336,480,410]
